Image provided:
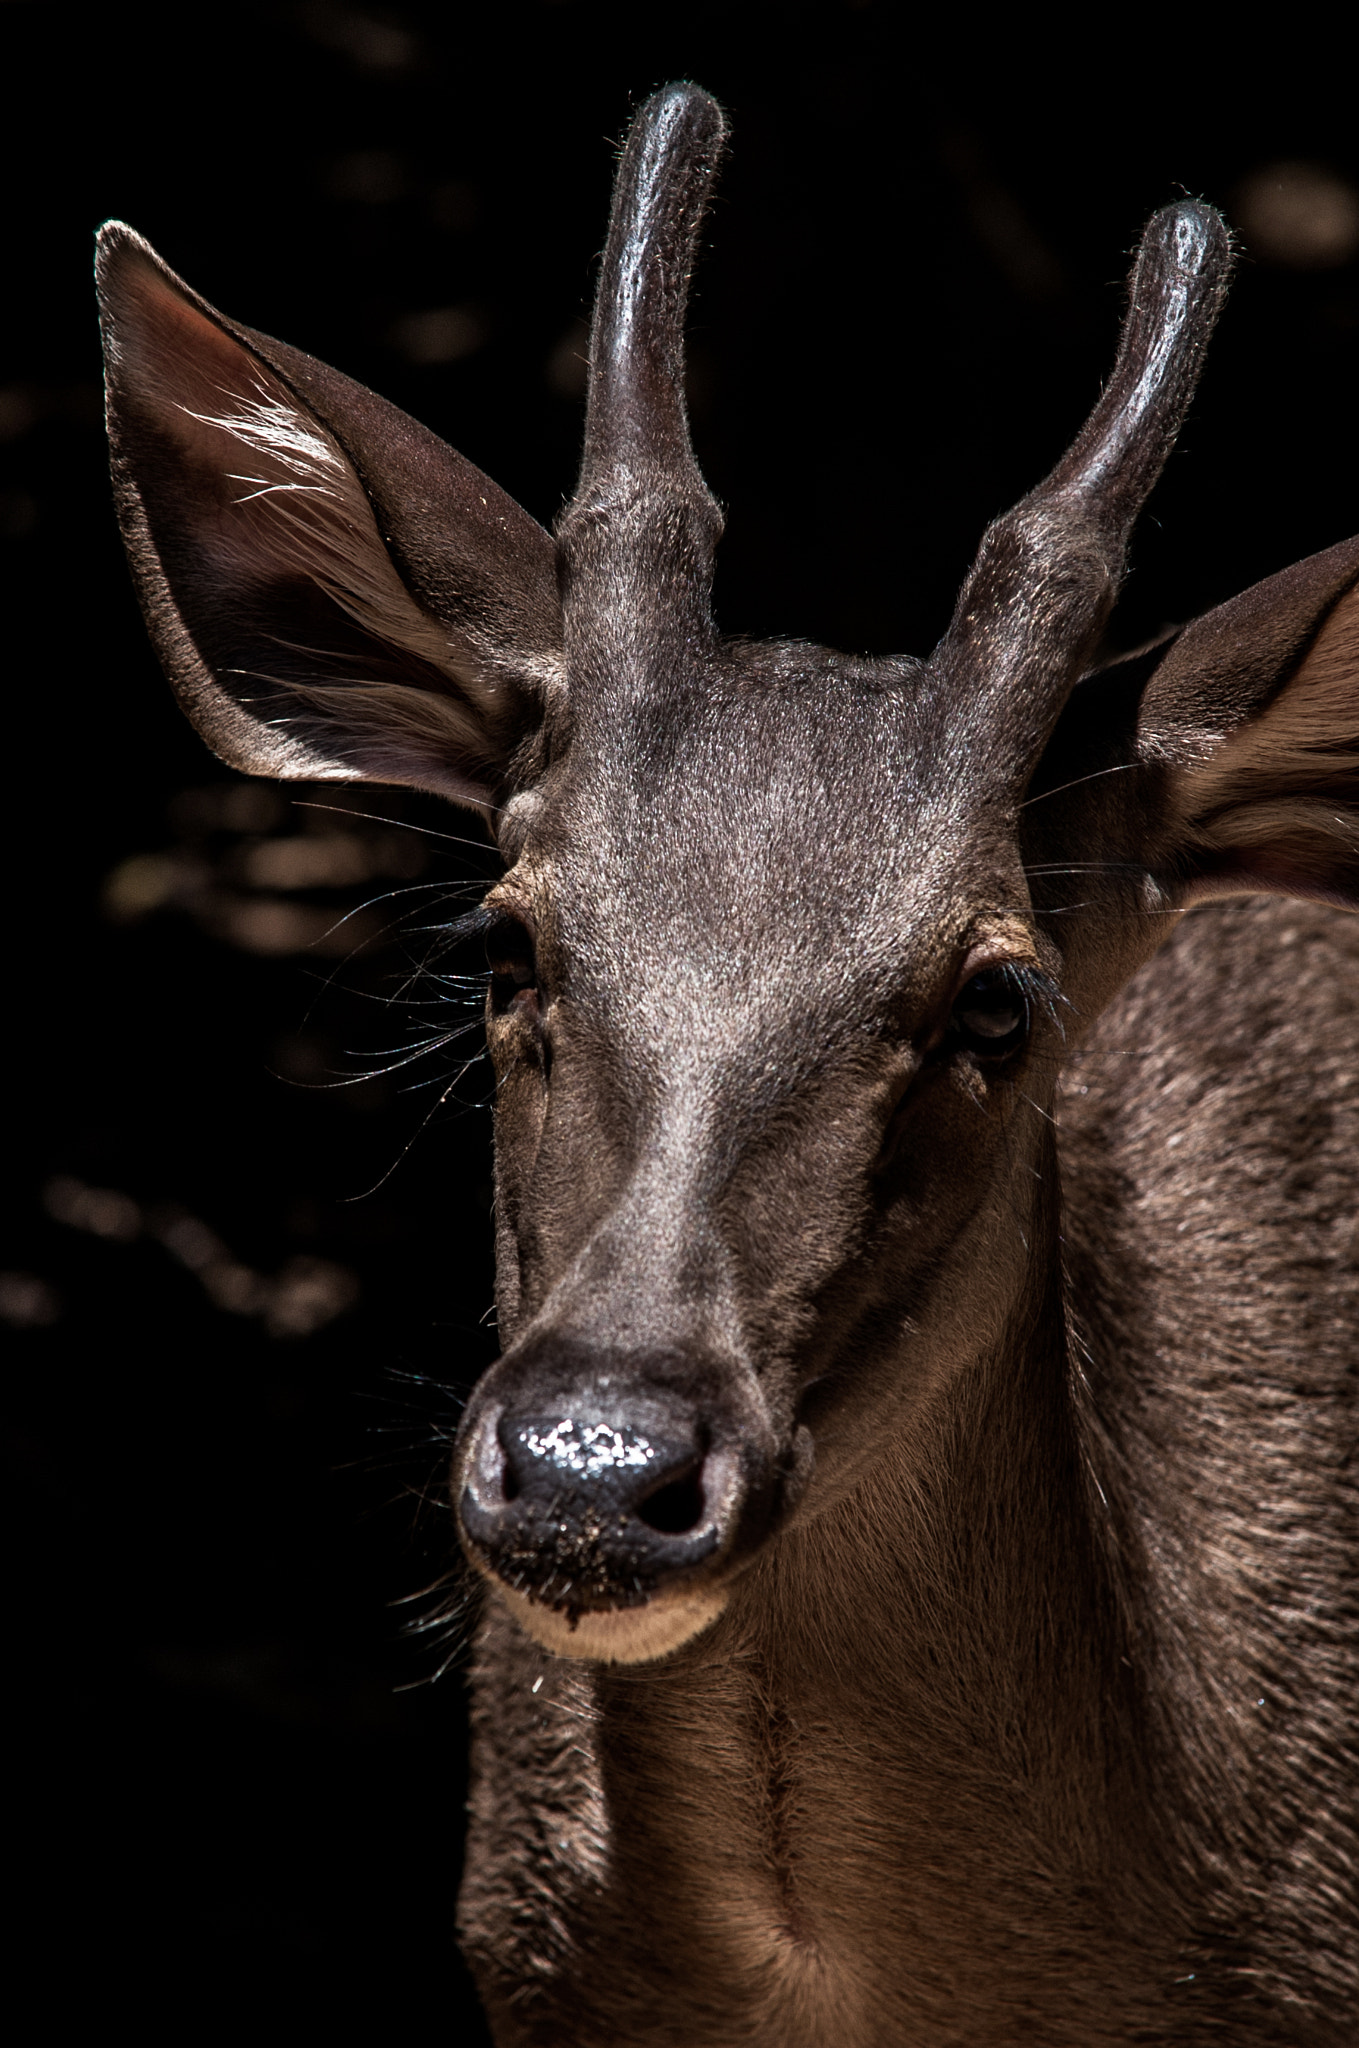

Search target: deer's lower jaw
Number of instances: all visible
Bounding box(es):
[491,1579,729,1664]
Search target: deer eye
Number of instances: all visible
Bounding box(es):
[486,918,538,1014]
[950,969,1029,1059]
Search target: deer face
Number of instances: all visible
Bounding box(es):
[455,651,1076,1658]
[98,86,1359,1663]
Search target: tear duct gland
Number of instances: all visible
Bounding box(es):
[99,82,1359,2047]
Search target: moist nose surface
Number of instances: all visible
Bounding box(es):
[460,1406,724,1610]
[502,1415,693,1513]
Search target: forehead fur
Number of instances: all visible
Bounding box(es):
[508,640,1027,1046]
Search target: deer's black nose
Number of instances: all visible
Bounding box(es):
[459,1403,733,1609]
[500,1413,709,1530]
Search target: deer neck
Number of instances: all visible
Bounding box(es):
[574,1275,1150,2022]
[463,1236,1169,2042]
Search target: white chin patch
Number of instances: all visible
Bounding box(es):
[494,1581,728,1664]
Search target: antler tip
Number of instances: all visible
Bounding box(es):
[1139,198,1233,284]
[632,79,728,159]
[642,78,724,119]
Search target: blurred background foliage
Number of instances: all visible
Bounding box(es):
[4,1,1358,2035]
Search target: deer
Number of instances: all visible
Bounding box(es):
[96,80,1358,2048]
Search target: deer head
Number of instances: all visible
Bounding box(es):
[98,85,1359,1664]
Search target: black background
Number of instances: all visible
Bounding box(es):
[5,4,1358,2037]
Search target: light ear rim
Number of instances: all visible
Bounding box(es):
[1173,858,1359,915]
[1023,539,1359,918]
[98,226,318,780]
[99,229,497,799]
[1134,536,1359,764]
[1137,542,1359,913]
[98,220,563,707]
[96,222,555,816]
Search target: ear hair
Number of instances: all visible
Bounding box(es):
[1105,536,1359,910]
[286,680,495,790]
[98,224,560,812]
[170,357,475,693]
[1172,580,1359,906]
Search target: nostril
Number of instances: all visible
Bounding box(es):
[465,1412,518,1516]
[463,1402,742,1604]
[636,1465,705,1535]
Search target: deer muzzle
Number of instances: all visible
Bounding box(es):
[455,1344,788,1661]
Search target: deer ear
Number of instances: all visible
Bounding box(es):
[1135,537,1359,908]
[96,223,562,812]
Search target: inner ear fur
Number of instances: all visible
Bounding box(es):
[1137,537,1359,908]
[97,223,562,810]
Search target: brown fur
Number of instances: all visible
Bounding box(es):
[458,902,1357,2045]
[97,84,1359,2046]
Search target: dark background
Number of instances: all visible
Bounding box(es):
[5,3,1358,2036]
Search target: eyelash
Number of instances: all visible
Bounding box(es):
[946,963,1060,1060]
[484,916,538,1014]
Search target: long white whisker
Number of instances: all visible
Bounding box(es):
[1021,762,1135,808]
